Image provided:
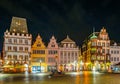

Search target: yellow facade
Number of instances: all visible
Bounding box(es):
[31,34,47,72]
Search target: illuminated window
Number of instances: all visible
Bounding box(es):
[8,55,12,59]
[25,55,28,60]
[19,55,23,60]
[97,56,101,60]
[64,44,66,47]
[13,55,17,60]
[101,56,104,60]
[8,46,11,51]
[92,42,96,46]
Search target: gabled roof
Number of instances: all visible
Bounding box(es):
[61,35,75,43]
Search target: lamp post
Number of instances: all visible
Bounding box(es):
[55,56,58,71]
[13,58,15,72]
[40,60,42,72]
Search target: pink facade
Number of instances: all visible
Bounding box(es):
[47,36,59,71]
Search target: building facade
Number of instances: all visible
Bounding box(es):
[47,36,59,71]
[82,27,110,71]
[3,17,32,72]
[59,35,79,71]
[31,34,47,72]
[110,42,120,66]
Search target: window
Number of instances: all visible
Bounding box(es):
[19,55,23,60]
[51,45,55,47]
[111,57,113,61]
[71,44,73,48]
[98,48,101,53]
[8,55,12,59]
[92,55,96,60]
[25,40,28,44]
[61,55,63,59]
[37,44,41,47]
[106,49,109,54]
[25,55,28,60]
[117,51,119,54]
[75,52,77,56]
[111,51,113,54]
[98,42,101,46]
[13,55,17,60]
[117,57,119,61]
[25,47,28,52]
[101,56,104,60]
[64,52,66,56]
[106,43,109,47]
[72,52,74,56]
[61,52,63,56]
[8,39,12,43]
[114,51,116,54]
[102,49,105,53]
[8,46,11,51]
[13,46,17,51]
[68,44,70,47]
[97,56,101,60]
[64,44,66,47]
[19,47,23,51]
[19,39,23,44]
[92,42,96,46]
[14,39,17,44]
[68,55,70,59]
[102,42,105,47]
[114,57,116,61]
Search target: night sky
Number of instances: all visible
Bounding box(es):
[0,0,120,51]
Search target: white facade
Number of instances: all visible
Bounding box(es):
[110,43,120,65]
[3,17,32,72]
[3,30,32,65]
[59,35,79,71]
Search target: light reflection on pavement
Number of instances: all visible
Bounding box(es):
[0,71,120,84]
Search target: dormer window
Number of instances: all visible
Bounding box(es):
[64,44,66,48]
[51,45,55,47]
[68,44,70,47]
[37,44,41,47]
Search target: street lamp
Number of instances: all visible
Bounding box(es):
[40,59,42,72]
[55,56,58,71]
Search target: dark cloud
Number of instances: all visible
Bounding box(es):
[0,0,120,50]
